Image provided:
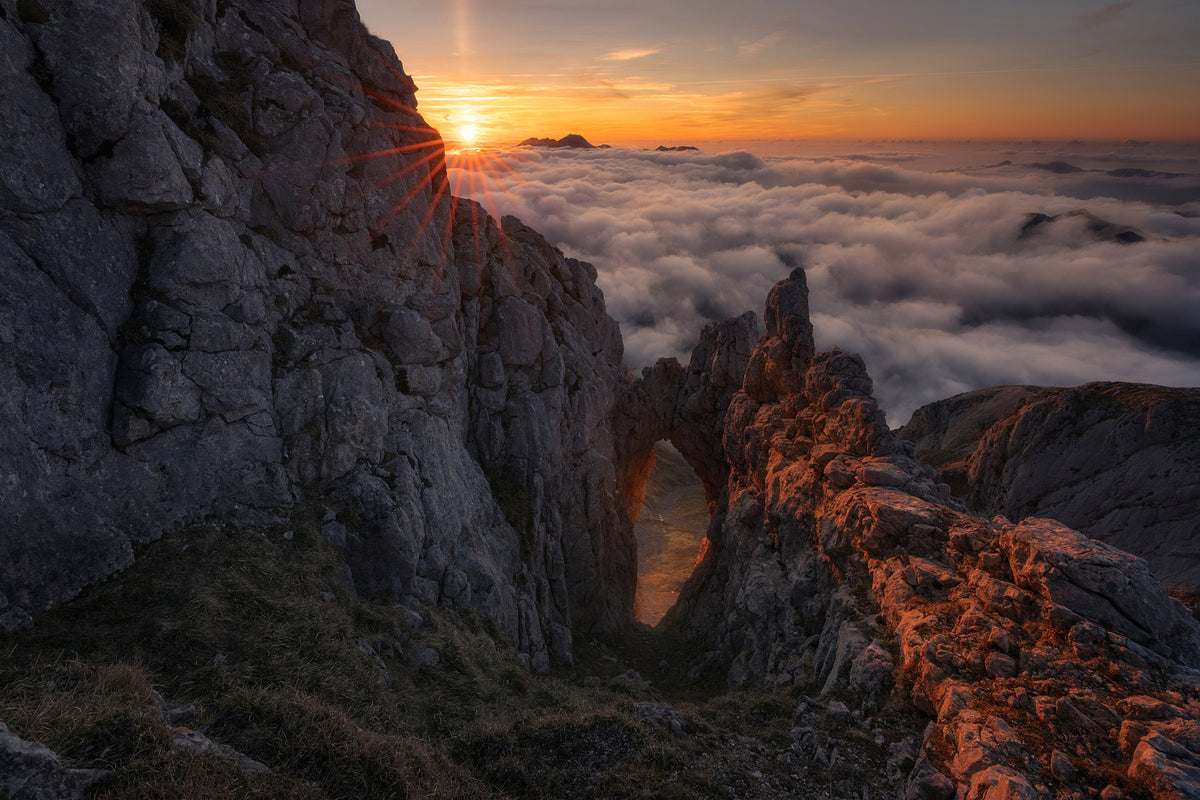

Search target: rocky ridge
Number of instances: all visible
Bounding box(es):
[1019,210,1145,245]
[648,269,1200,798]
[3,0,1200,796]
[0,0,635,666]
[901,383,1200,592]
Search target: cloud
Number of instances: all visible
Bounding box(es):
[602,47,662,61]
[448,143,1200,424]
[1078,2,1134,30]
[591,79,632,100]
[727,85,815,117]
[737,31,786,57]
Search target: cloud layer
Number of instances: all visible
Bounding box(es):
[449,143,1200,424]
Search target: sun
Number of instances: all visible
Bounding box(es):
[459,124,478,144]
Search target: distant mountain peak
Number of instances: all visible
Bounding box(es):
[518,134,600,149]
[1020,208,1145,244]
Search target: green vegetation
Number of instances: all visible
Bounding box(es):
[0,508,914,798]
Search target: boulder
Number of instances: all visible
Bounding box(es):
[0,723,109,800]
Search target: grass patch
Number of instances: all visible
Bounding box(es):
[0,511,498,798]
[0,510,757,798]
[0,508,925,799]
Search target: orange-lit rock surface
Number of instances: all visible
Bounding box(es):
[658,267,1200,799]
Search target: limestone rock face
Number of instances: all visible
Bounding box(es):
[901,383,1200,591]
[615,310,758,517]
[0,723,108,800]
[896,385,1040,490]
[667,269,1200,798]
[0,0,630,665]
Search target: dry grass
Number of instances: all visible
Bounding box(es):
[0,509,746,799]
[0,505,923,799]
[0,511,501,798]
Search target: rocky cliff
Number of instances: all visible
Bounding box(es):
[0,0,636,668]
[629,269,1200,798]
[5,0,1200,796]
[901,383,1200,592]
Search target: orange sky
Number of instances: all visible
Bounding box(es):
[356,0,1200,146]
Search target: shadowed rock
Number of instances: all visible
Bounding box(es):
[0,723,109,799]
[1019,209,1145,244]
[901,382,1200,592]
[0,0,631,669]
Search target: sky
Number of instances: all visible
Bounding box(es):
[445,142,1200,423]
[351,1,1200,424]
[357,0,1200,144]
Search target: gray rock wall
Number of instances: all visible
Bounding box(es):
[0,0,632,665]
[900,383,1200,592]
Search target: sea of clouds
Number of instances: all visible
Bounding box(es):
[447,142,1200,424]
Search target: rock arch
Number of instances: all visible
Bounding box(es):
[614,311,757,525]
[611,269,818,617]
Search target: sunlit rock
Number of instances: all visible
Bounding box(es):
[666,265,1200,797]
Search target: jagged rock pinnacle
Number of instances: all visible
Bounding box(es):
[652,265,1200,798]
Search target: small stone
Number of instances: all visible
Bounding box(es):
[632,703,687,738]
[169,728,270,775]
[985,652,1017,678]
[412,647,439,667]
[397,608,424,630]
[1051,750,1077,782]
[614,669,650,688]
[167,703,197,725]
[905,753,956,800]
[826,699,854,726]
[789,727,818,759]
[1034,696,1057,722]
[860,459,909,487]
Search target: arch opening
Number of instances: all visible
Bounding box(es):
[633,441,711,625]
